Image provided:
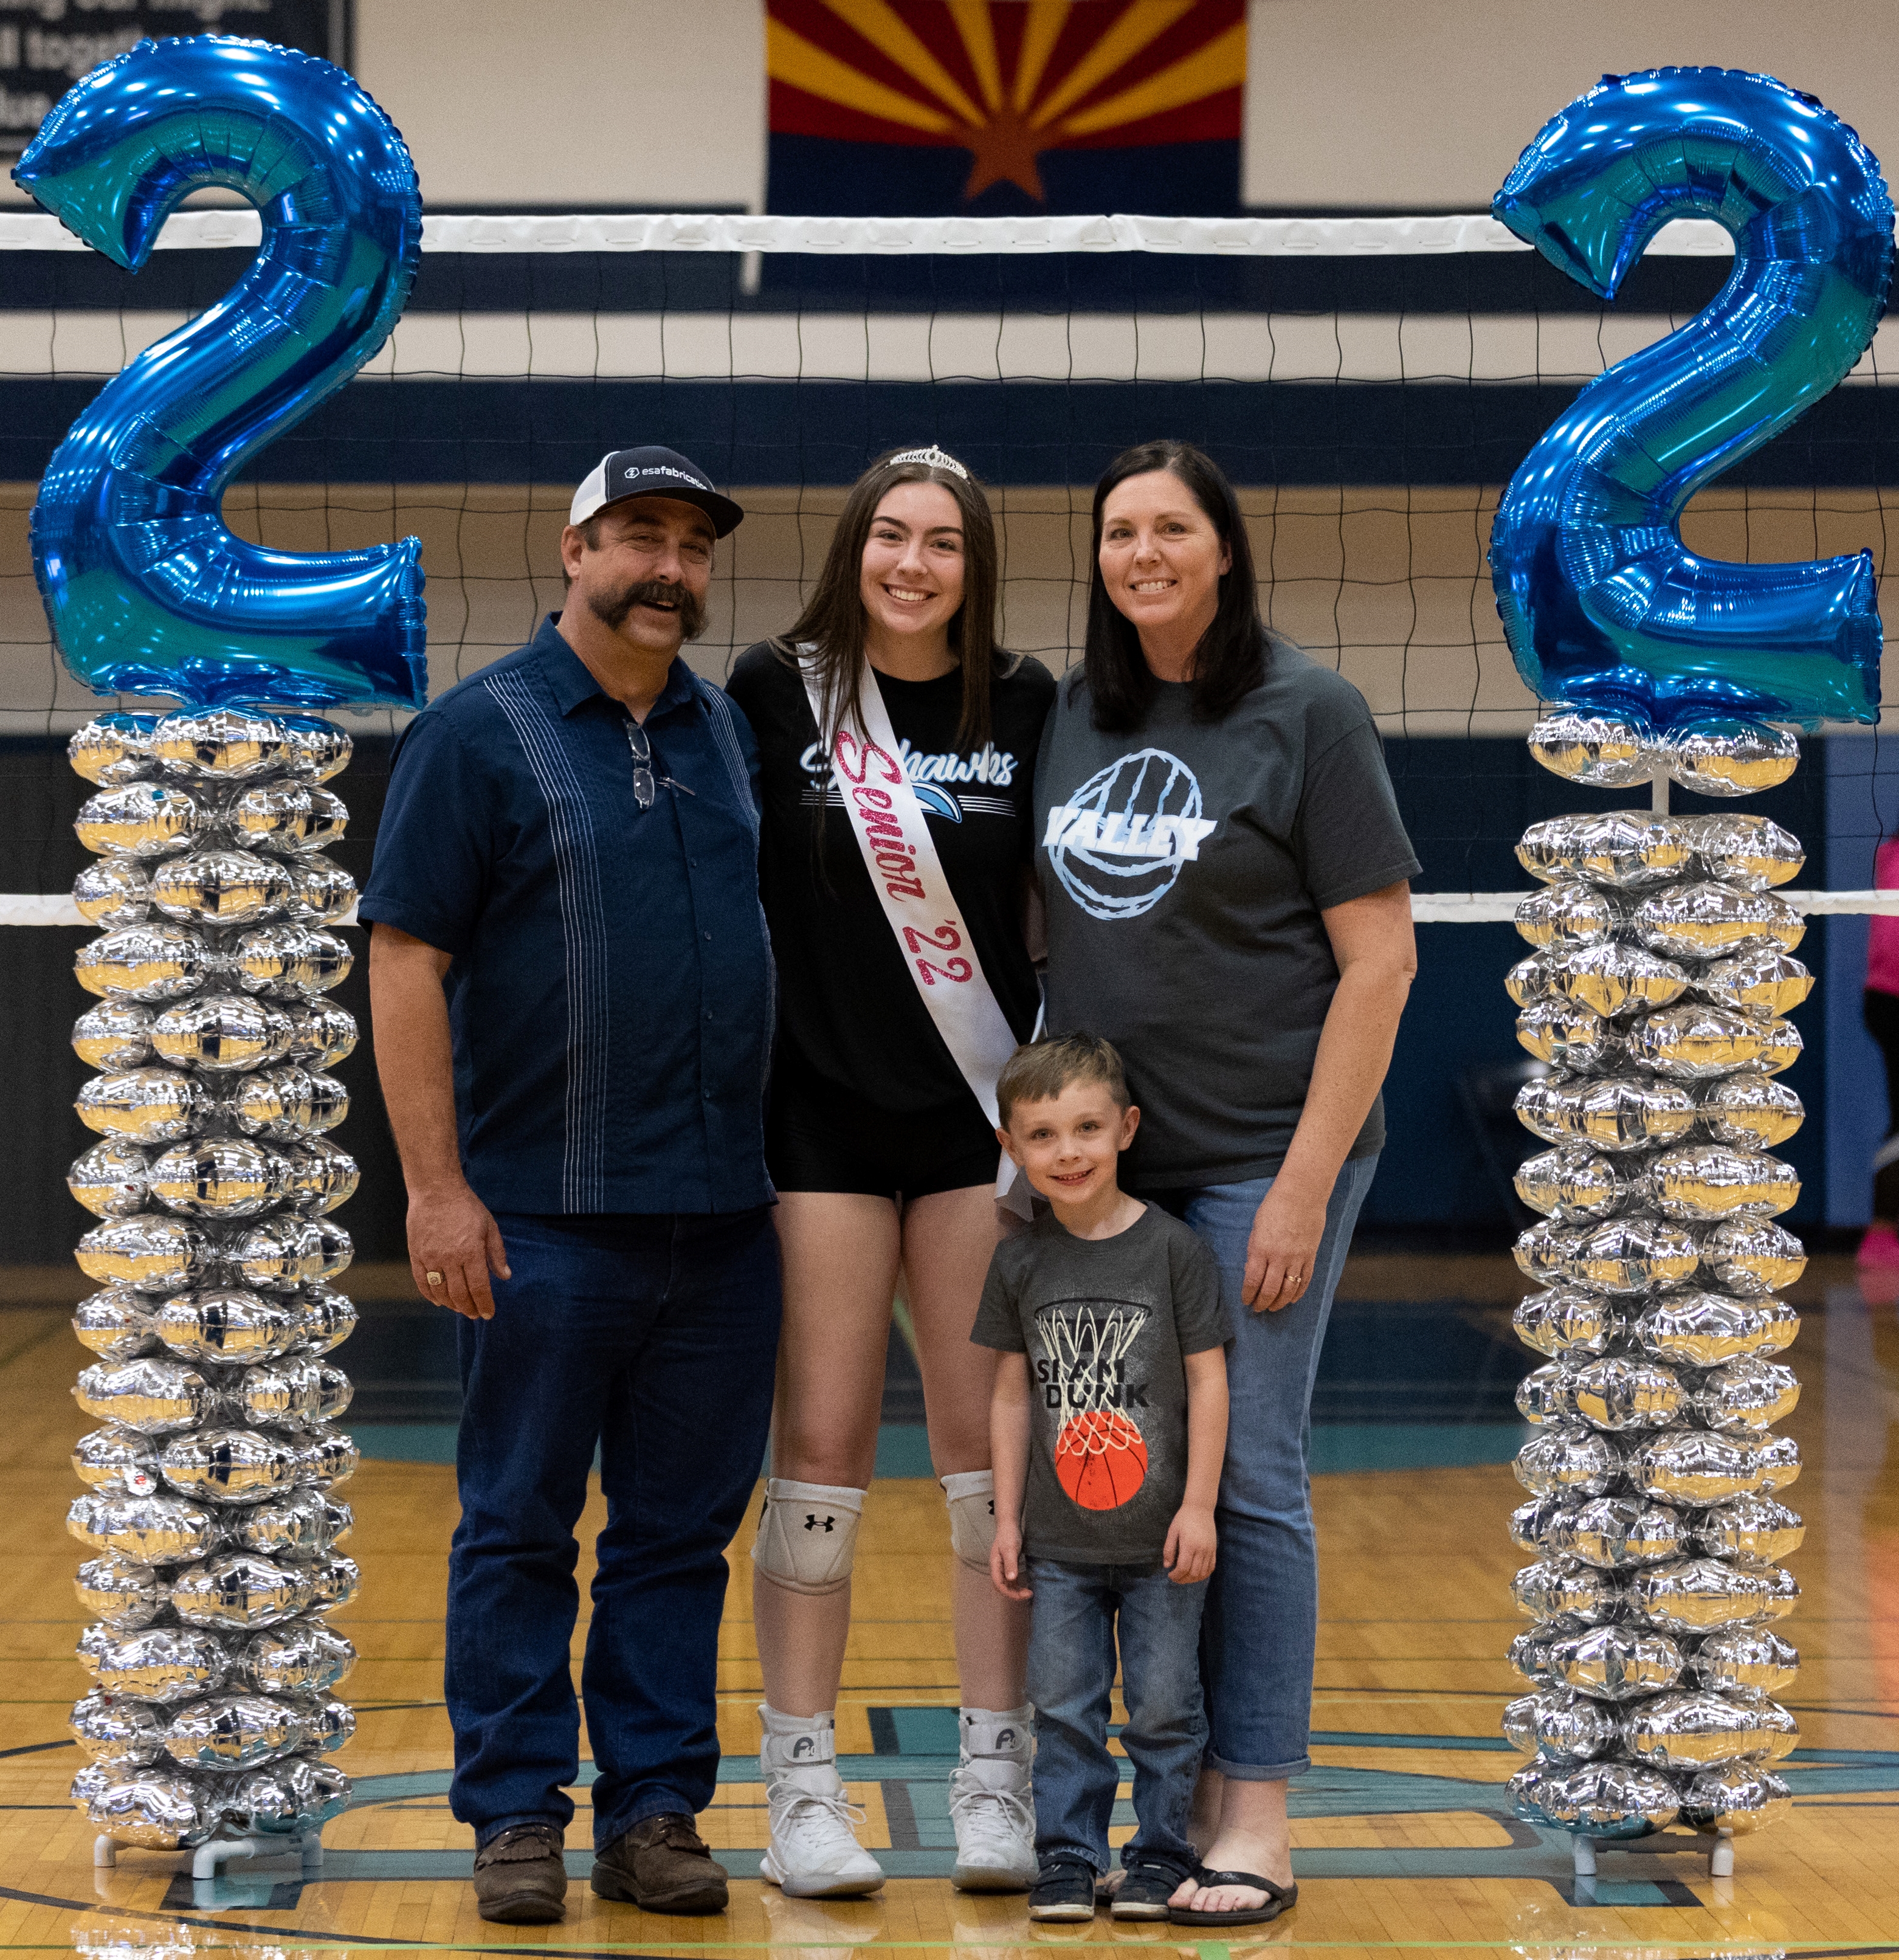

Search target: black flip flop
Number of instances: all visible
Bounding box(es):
[1168,1868,1298,1926]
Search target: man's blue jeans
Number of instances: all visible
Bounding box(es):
[1024,1558,1208,1879]
[445,1208,781,1850]
[1153,1155,1377,1781]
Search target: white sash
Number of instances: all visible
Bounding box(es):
[800,653,1032,1216]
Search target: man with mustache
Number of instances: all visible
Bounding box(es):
[361,449,778,1925]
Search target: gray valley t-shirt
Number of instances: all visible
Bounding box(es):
[1035,637,1420,1187]
[971,1204,1230,1565]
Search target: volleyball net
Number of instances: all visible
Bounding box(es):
[0,208,1897,895]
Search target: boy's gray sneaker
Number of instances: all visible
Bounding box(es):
[1028,1858,1098,1922]
[1110,1863,1181,1920]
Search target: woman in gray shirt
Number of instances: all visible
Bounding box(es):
[1034,441,1420,1924]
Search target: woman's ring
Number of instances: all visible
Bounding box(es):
[426,1270,443,1287]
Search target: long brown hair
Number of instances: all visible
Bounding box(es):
[771,448,1004,749]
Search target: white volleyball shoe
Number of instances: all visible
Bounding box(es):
[758,1710,886,1899]
[948,1706,1038,1892]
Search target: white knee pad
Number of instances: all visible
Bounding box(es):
[942,1469,996,1572]
[751,1479,864,1596]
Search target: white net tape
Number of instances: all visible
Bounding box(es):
[8,890,1895,926]
[0,211,1742,257]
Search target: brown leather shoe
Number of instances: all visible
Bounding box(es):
[473,1821,568,1924]
[591,1813,729,1913]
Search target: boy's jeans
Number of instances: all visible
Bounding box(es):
[1024,1557,1209,1878]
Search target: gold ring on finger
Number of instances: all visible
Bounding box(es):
[426,1270,444,1286]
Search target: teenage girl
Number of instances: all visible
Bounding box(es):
[725,447,1054,1897]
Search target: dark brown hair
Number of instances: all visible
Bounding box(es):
[1079,440,1265,733]
[771,449,1004,748]
[996,1032,1131,1130]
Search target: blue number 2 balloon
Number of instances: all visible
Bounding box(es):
[16,36,426,709]
[1489,69,1893,734]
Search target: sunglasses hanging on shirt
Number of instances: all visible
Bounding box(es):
[624,716,695,809]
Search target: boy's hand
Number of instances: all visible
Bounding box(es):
[1163,1504,1216,1584]
[990,1528,1033,1601]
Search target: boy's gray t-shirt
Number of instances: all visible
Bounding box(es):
[1035,637,1421,1188]
[972,1205,1230,1565]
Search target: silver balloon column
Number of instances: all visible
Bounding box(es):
[1501,713,1807,1883]
[63,705,362,1877]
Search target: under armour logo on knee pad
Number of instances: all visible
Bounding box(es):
[804,1513,835,1532]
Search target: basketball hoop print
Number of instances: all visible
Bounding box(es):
[1036,1300,1150,1511]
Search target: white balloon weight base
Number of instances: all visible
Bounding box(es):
[1571,1826,1736,1882]
[95,1827,326,1877]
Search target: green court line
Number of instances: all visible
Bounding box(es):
[1309,1730,1512,1751]
[889,1293,918,1362]
[2,1940,1895,1955]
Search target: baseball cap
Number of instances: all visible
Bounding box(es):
[570,446,744,537]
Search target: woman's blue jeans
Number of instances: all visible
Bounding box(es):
[445,1208,781,1849]
[1024,1558,1208,1879]
[1151,1154,1376,1781]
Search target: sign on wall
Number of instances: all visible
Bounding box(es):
[0,0,350,165]
[767,0,1245,217]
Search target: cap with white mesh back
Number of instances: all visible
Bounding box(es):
[570,446,745,537]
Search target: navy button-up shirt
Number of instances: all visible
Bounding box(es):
[360,616,773,1216]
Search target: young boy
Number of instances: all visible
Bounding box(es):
[972,1032,1230,1922]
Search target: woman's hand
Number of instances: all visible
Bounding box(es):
[1241,1176,1329,1312]
[1236,882,1415,1313]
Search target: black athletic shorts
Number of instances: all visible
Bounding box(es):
[767,1055,999,1201]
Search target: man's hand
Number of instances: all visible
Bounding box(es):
[1163,1503,1216,1584]
[990,1527,1033,1601]
[371,923,509,1320]
[408,1181,511,1320]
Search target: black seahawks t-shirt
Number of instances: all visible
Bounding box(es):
[971,1204,1229,1565]
[726,643,1055,1114]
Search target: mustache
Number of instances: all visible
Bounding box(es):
[588,577,708,640]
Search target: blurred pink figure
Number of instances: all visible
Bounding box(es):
[1861,833,1899,1287]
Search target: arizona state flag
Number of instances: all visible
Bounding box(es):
[766,0,1245,217]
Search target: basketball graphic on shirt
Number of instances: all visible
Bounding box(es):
[1036,1300,1150,1512]
[1043,748,1219,921]
[1055,1408,1149,1510]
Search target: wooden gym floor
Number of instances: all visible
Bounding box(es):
[0,1252,1892,1960]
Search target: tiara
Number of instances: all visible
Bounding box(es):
[889,444,970,481]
